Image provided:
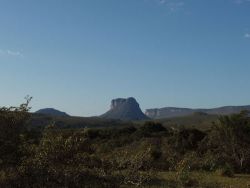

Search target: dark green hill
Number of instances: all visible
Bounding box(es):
[35,108,69,117]
[29,112,218,131]
[28,113,133,129]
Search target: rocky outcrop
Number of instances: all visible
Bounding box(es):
[101,97,149,121]
[145,107,193,119]
[145,105,250,119]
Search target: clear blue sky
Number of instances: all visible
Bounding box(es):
[0,0,250,116]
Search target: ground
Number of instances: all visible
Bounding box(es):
[128,171,250,188]
[157,172,250,188]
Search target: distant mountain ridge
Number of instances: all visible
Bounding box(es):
[35,108,69,117]
[145,105,250,119]
[101,97,149,120]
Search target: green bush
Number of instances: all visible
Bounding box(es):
[216,164,234,178]
[1,101,249,188]
[84,128,101,139]
[0,97,31,168]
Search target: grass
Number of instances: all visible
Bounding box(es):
[143,171,250,188]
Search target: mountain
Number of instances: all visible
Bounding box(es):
[145,105,250,119]
[101,97,149,120]
[35,108,69,117]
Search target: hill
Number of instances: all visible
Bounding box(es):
[28,113,133,129]
[35,108,69,117]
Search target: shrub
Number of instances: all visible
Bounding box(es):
[174,128,207,153]
[209,111,250,172]
[216,164,234,178]
[137,121,168,137]
[0,97,31,168]
[84,128,101,139]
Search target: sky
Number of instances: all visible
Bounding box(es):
[0,0,250,116]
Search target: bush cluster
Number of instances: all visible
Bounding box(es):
[1,100,250,187]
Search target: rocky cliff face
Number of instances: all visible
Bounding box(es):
[145,105,250,119]
[145,107,194,119]
[101,97,149,121]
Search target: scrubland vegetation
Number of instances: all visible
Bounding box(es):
[0,99,250,187]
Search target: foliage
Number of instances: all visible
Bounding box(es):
[215,163,234,178]
[174,128,207,153]
[207,111,250,172]
[175,153,200,187]
[0,96,32,168]
[0,100,250,187]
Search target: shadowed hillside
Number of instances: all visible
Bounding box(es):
[28,113,134,129]
[35,108,70,117]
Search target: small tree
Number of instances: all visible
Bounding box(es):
[0,96,32,167]
[139,121,167,137]
[211,111,250,172]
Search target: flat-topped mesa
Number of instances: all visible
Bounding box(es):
[101,97,149,121]
[111,98,126,109]
[111,97,138,110]
[145,108,160,118]
[145,105,250,119]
